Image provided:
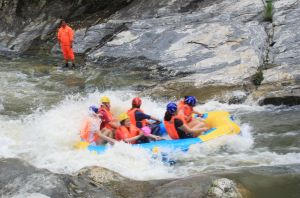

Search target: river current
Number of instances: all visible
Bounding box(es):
[0,56,299,197]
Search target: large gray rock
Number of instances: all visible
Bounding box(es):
[0,0,133,55]
[247,0,300,105]
[84,0,267,101]
[0,0,67,53]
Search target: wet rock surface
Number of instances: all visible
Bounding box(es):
[0,0,300,105]
[0,0,132,54]
[1,158,300,198]
[0,158,244,198]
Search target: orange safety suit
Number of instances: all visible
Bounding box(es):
[98,106,114,130]
[177,101,193,124]
[57,25,75,61]
[80,117,100,143]
[115,124,140,144]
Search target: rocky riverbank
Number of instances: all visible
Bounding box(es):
[0,158,242,198]
[2,158,300,198]
[0,0,299,105]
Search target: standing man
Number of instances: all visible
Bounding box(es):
[57,20,75,68]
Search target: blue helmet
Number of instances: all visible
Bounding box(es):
[89,105,98,114]
[166,102,177,114]
[184,96,197,106]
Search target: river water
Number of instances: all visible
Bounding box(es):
[0,56,300,197]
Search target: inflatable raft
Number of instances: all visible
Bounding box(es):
[76,111,240,153]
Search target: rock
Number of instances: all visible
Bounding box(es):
[207,178,242,198]
[85,0,268,102]
[227,91,248,104]
[0,158,73,198]
[247,0,300,105]
[12,193,51,198]
[0,0,133,55]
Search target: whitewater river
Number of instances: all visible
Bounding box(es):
[0,56,300,197]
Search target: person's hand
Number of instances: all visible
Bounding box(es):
[70,44,73,48]
[138,130,144,136]
[154,135,164,141]
[154,120,161,124]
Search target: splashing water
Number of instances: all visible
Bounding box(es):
[1,89,300,180]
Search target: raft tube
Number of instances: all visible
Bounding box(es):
[79,111,240,153]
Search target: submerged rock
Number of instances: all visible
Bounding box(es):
[207,178,242,198]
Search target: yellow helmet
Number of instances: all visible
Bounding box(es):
[100,96,110,103]
[118,112,129,122]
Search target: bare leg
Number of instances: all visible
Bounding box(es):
[187,118,206,128]
[186,119,209,137]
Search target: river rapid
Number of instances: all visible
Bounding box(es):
[0,56,300,197]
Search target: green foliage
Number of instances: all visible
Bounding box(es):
[264,0,273,22]
[252,69,264,86]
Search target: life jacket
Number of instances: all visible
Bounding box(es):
[80,117,100,143]
[115,124,140,144]
[164,115,181,140]
[178,100,185,110]
[177,102,193,124]
[127,108,148,128]
[99,106,114,129]
[57,25,74,46]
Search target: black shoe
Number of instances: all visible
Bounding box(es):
[72,63,75,68]
[64,63,69,68]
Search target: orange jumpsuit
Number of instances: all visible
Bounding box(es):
[57,25,75,61]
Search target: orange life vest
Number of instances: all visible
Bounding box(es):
[80,117,100,143]
[178,100,185,110]
[115,124,140,144]
[57,25,74,46]
[164,116,180,140]
[177,102,193,124]
[127,108,148,127]
[99,106,114,129]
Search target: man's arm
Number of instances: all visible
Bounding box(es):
[107,121,119,129]
[150,115,161,123]
[124,134,144,143]
[96,130,116,145]
[136,111,161,123]
[192,110,203,117]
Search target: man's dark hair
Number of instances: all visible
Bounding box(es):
[60,19,66,25]
[132,104,141,109]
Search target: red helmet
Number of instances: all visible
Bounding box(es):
[132,97,142,106]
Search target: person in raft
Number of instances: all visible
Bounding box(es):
[164,102,208,139]
[127,97,162,142]
[57,19,75,68]
[98,96,119,136]
[115,112,163,144]
[177,96,207,130]
[80,106,116,145]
